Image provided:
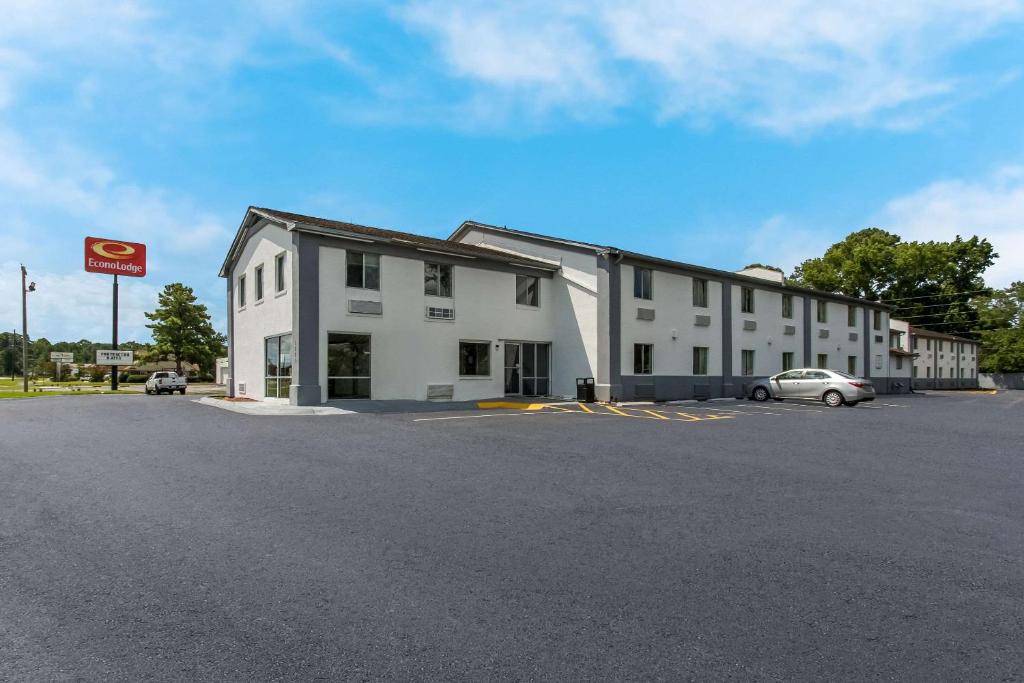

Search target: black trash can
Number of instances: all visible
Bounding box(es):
[576,377,596,403]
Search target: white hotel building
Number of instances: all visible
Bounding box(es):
[220,207,905,405]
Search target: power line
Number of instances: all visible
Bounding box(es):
[880,288,993,303]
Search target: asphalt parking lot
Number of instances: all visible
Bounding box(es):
[2,391,1022,680]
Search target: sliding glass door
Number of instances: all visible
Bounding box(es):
[504,342,550,396]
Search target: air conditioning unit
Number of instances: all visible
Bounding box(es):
[426,306,455,320]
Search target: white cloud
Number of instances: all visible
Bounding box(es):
[877,165,1024,287]
[0,261,162,342]
[399,0,1024,133]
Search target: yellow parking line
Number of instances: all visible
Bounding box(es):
[643,409,670,420]
[605,405,630,417]
[577,402,595,413]
[477,401,549,411]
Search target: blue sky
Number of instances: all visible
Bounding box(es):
[2,0,1024,342]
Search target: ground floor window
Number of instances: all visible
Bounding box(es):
[896,356,903,370]
[634,344,653,375]
[913,365,918,377]
[460,341,490,377]
[692,346,708,375]
[328,333,370,398]
[847,355,857,375]
[782,351,794,371]
[938,367,944,378]
[265,333,293,398]
[741,349,754,376]
[817,353,828,369]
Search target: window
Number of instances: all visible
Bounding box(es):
[238,274,246,308]
[327,333,371,399]
[847,355,857,374]
[938,340,944,352]
[816,300,828,323]
[817,353,828,369]
[896,356,903,370]
[913,366,918,377]
[346,251,380,290]
[634,267,653,300]
[741,287,754,314]
[693,278,709,308]
[516,275,539,306]
[959,367,964,378]
[873,309,882,330]
[938,366,943,378]
[275,253,286,293]
[459,342,490,376]
[782,351,794,371]
[926,366,931,378]
[912,337,918,350]
[848,305,857,327]
[741,349,755,376]
[781,294,793,319]
[264,333,293,398]
[254,264,264,302]
[634,344,653,375]
[424,263,452,298]
[926,338,932,351]
[692,346,708,375]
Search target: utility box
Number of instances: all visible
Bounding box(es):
[576,377,596,403]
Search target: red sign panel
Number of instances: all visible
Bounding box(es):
[84,237,147,277]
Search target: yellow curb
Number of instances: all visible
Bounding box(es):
[476,401,550,411]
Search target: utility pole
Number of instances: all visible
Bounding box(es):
[21,265,35,392]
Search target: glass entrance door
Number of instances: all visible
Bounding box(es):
[504,343,521,395]
[327,333,370,398]
[504,342,550,396]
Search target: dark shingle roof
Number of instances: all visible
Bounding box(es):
[252,208,557,268]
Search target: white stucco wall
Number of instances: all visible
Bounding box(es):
[619,266,725,377]
[316,244,593,401]
[731,285,805,377]
[230,222,294,399]
[808,300,868,375]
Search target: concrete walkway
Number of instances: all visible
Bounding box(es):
[196,397,355,416]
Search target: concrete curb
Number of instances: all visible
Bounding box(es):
[195,396,355,416]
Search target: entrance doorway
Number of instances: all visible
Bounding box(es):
[504,342,550,396]
[327,333,370,399]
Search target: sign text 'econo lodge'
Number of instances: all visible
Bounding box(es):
[84,237,147,277]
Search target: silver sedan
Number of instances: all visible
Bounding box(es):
[747,369,876,407]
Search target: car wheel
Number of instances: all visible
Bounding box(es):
[751,386,770,402]
[823,390,845,408]
[179,388,186,394]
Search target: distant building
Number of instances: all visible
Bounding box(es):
[909,327,979,390]
[215,357,229,385]
[887,318,915,393]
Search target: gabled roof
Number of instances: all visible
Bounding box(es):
[909,326,976,343]
[449,220,611,252]
[219,207,559,277]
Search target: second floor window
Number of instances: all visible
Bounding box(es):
[275,253,286,293]
[347,251,380,290]
[847,305,857,327]
[424,263,452,297]
[634,267,653,300]
[238,274,246,308]
[741,287,754,314]
[254,264,264,302]
[693,278,708,308]
[516,275,539,306]
[781,293,793,319]
[816,300,827,323]
[873,309,883,330]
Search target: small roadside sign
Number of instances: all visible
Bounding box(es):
[96,349,134,365]
[50,352,74,362]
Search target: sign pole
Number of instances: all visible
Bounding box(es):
[111,274,119,391]
[21,266,29,392]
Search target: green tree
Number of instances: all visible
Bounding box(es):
[145,284,221,375]
[790,229,996,336]
[975,282,1024,373]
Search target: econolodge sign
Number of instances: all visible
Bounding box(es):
[84,237,147,277]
